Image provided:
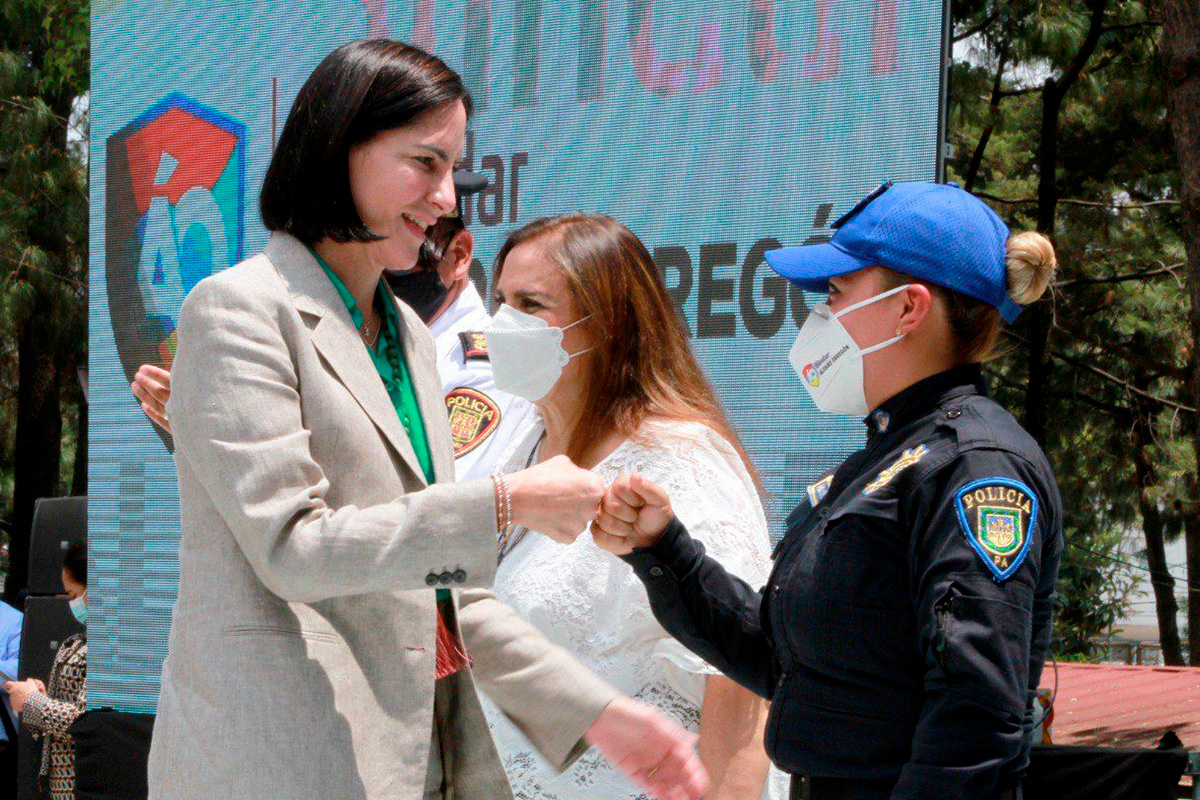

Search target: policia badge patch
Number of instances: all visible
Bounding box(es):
[953,478,1038,582]
[445,387,501,457]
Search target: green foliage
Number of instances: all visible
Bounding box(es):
[949,0,1187,656]
[0,0,89,526]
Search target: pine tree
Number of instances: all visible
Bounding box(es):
[1161,0,1200,664]
[0,0,89,601]
[949,0,1193,661]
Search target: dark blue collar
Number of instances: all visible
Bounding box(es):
[865,363,988,438]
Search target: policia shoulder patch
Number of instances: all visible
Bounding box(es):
[954,478,1038,582]
[459,331,490,362]
[445,387,501,457]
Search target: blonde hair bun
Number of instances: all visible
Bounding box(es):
[1006,231,1056,305]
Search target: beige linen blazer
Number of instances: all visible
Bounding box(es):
[147,232,617,800]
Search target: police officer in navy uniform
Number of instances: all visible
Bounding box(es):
[592,181,1063,800]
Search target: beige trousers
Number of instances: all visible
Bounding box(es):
[422,676,458,799]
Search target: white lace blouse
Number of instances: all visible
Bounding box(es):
[479,417,789,800]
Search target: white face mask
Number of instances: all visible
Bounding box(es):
[788,284,911,416]
[485,304,593,401]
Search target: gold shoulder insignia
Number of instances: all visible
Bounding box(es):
[806,475,834,506]
[863,444,930,495]
[459,331,489,362]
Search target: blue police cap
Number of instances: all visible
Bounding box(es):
[765,181,1022,323]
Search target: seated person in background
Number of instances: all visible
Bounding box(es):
[4,540,88,800]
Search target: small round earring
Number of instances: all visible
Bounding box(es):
[894,326,904,336]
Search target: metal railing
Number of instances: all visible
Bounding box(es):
[1089,640,1191,666]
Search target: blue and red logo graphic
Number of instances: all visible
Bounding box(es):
[106,94,245,448]
[802,363,820,387]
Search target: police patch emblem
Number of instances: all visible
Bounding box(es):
[445,387,501,457]
[954,478,1038,582]
[863,444,929,495]
[459,331,489,361]
[806,475,834,506]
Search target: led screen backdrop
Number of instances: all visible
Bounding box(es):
[90,0,947,712]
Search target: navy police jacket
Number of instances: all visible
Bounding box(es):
[622,364,1062,800]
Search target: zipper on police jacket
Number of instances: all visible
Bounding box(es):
[765,668,787,759]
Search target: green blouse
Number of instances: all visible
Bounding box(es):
[309,248,435,485]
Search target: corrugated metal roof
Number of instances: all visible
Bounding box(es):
[1042,663,1200,749]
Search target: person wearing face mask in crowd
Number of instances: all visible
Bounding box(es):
[480,213,789,800]
[4,540,88,800]
[132,169,536,482]
[592,182,1064,800]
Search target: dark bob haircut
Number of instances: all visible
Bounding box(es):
[260,40,473,244]
[63,539,86,587]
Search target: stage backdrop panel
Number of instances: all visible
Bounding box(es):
[90,0,947,712]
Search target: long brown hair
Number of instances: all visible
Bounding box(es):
[494,214,759,486]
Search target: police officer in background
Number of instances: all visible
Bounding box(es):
[385,169,538,479]
[132,170,536,481]
[592,182,1064,800]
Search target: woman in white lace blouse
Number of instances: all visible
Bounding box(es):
[480,213,787,800]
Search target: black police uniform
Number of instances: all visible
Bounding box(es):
[622,364,1062,800]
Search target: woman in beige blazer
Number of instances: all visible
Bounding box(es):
[147,40,708,800]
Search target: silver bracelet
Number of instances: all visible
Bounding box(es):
[489,472,503,531]
[502,472,513,533]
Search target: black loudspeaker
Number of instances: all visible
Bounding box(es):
[1026,744,1188,800]
[15,726,44,800]
[27,497,86,597]
[18,597,82,681]
[17,596,84,800]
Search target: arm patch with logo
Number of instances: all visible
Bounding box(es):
[953,477,1037,582]
[445,387,501,457]
[458,331,489,362]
